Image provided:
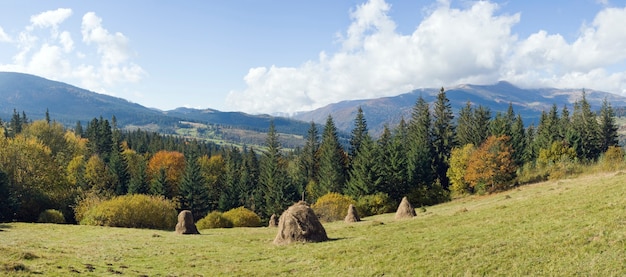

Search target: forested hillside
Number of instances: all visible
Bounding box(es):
[0,88,620,226]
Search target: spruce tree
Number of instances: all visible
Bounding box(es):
[472,105,491,146]
[345,134,379,198]
[571,90,601,161]
[510,114,526,166]
[179,153,211,221]
[599,97,618,153]
[349,106,368,159]
[259,120,293,217]
[407,96,434,189]
[456,101,474,147]
[128,159,149,194]
[150,168,168,197]
[300,121,319,184]
[431,87,455,190]
[316,115,347,197]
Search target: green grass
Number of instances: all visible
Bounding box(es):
[1,172,626,276]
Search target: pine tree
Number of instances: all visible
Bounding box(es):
[178,153,211,221]
[300,121,319,184]
[571,90,601,161]
[472,105,491,146]
[349,106,368,159]
[109,117,129,195]
[219,147,242,211]
[599,97,618,153]
[128,158,149,194]
[316,115,347,197]
[510,114,526,166]
[345,134,379,198]
[456,101,474,146]
[259,120,293,217]
[9,109,22,137]
[239,147,260,210]
[431,87,455,190]
[150,168,168,197]
[407,96,434,189]
[75,121,84,137]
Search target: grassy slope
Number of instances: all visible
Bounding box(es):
[1,172,625,276]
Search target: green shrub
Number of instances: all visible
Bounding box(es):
[197,211,233,229]
[311,192,355,222]
[222,207,261,227]
[355,193,395,217]
[80,194,177,230]
[37,209,65,224]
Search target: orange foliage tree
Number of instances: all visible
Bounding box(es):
[147,150,186,198]
[465,135,517,193]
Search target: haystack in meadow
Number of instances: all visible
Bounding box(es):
[273,201,328,245]
[268,214,279,227]
[175,210,200,235]
[344,204,360,223]
[394,196,416,219]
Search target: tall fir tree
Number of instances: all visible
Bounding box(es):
[571,90,601,161]
[599,97,618,153]
[472,105,491,146]
[431,87,455,190]
[407,96,434,190]
[259,120,293,217]
[510,114,526,166]
[345,134,379,198]
[178,153,210,221]
[150,168,168,197]
[456,101,474,147]
[349,106,368,160]
[109,116,129,195]
[300,121,319,184]
[219,147,242,211]
[316,115,347,197]
[127,158,149,194]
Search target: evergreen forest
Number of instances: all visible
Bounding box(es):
[0,88,620,224]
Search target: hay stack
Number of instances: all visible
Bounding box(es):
[344,204,360,223]
[268,214,279,227]
[273,201,328,245]
[175,210,200,234]
[394,197,416,219]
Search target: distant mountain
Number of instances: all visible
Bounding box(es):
[292,81,626,135]
[0,72,178,127]
[0,72,310,137]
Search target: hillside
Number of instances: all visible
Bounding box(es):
[0,72,312,147]
[293,81,626,135]
[1,171,624,275]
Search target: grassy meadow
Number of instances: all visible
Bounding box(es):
[1,171,625,276]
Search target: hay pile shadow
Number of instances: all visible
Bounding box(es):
[273,201,328,245]
[175,210,200,235]
[395,196,416,219]
[344,204,360,223]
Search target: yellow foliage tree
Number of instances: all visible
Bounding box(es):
[147,150,186,198]
[465,136,517,193]
[447,143,476,196]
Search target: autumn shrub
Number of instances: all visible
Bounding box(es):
[37,209,65,224]
[355,193,395,217]
[73,192,105,223]
[311,192,355,222]
[80,194,177,230]
[548,160,583,180]
[196,211,233,229]
[222,207,261,227]
[600,146,625,171]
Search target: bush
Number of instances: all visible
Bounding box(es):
[222,207,261,227]
[37,209,65,224]
[600,146,625,171]
[197,211,233,229]
[355,193,395,217]
[80,194,177,230]
[311,192,355,222]
[73,192,105,223]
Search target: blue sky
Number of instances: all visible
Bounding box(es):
[1,0,625,114]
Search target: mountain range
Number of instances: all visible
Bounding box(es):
[2,71,626,142]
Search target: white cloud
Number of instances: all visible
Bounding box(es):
[0,26,11,42]
[228,0,519,114]
[228,0,626,114]
[0,9,145,98]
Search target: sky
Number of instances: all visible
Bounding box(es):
[1,0,626,115]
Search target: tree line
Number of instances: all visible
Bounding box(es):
[0,88,619,223]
